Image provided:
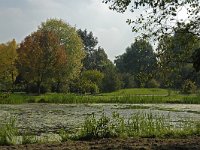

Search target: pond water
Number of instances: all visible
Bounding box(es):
[0,103,200,135]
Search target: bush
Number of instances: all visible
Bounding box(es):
[181,80,197,94]
[70,80,99,94]
[146,79,160,88]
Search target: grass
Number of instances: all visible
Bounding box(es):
[0,117,18,145]
[101,88,176,96]
[0,113,199,146]
[60,112,200,140]
[0,88,200,104]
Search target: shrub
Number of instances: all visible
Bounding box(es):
[181,80,197,94]
[70,80,99,94]
[146,79,160,88]
[78,113,113,140]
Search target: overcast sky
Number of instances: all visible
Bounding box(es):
[0,0,138,61]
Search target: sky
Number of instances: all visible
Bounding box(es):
[0,0,137,61]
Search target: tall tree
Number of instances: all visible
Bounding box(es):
[115,39,157,87]
[77,29,98,53]
[77,29,112,72]
[16,31,67,94]
[0,39,18,92]
[157,29,200,88]
[115,39,157,74]
[39,19,85,92]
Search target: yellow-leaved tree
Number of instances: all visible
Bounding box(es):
[0,39,18,92]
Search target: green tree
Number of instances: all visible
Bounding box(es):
[82,70,104,87]
[70,70,103,94]
[115,39,157,87]
[40,19,85,92]
[103,0,200,40]
[77,29,98,53]
[77,29,112,72]
[115,39,157,75]
[102,63,122,92]
[16,31,67,94]
[157,29,200,88]
[0,39,18,92]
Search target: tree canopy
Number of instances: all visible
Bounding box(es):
[16,19,85,94]
[40,19,85,83]
[115,39,157,75]
[77,29,112,72]
[16,31,67,94]
[103,0,200,40]
[0,39,18,91]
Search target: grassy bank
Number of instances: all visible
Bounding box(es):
[0,88,200,104]
[69,112,200,140]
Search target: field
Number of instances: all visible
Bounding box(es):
[0,88,199,149]
[1,88,200,104]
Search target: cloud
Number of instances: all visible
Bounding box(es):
[0,0,135,61]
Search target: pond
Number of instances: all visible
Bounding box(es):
[0,103,200,135]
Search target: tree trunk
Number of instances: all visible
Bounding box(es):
[37,82,41,95]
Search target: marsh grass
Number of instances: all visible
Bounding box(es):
[101,88,176,96]
[0,117,18,145]
[71,112,200,140]
[0,88,200,104]
[0,93,35,104]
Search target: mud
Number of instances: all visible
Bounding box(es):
[0,137,200,150]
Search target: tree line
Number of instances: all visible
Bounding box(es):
[0,18,200,95]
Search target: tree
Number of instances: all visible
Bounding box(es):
[40,19,85,92]
[102,63,122,92]
[192,48,200,72]
[82,70,104,87]
[103,0,200,40]
[77,29,113,72]
[70,70,104,94]
[16,31,67,94]
[0,39,18,92]
[157,29,200,88]
[77,29,98,53]
[115,39,157,87]
[88,47,113,72]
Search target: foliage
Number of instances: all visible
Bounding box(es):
[77,29,98,53]
[82,70,104,87]
[74,112,200,140]
[39,19,85,91]
[16,30,67,94]
[192,48,200,72]
[70,70,103,94]
[115,39,157,88]
[77,113,113,140]
[0,39,18,92]
[77,29,112,72]
[103,0,200,40]
[120,73,137,88]
[146,79,160,88]
[70,79,99,94]
[101,63,122,92]
[2,88,200,104]
[181,79,197,94]
[157,29,200,88]
[115,39,157,75]
[0,117,18,145]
